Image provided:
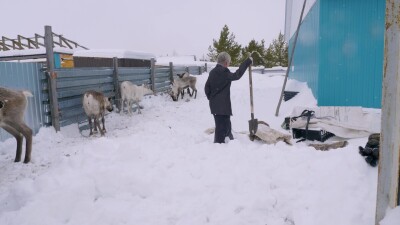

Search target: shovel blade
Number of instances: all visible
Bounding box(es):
[249,118,258,141]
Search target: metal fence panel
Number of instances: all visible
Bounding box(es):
[54,67,116,126]
[1,63,205,139]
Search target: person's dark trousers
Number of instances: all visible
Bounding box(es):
[213,114,233,143]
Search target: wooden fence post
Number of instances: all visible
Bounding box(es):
[205,63,207,72]
[150,58,156,92]
[44,25,60,132]
[113,57,121,111]
[376,0,400,223]
[169,62,174,83]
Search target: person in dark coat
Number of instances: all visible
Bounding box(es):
[204,52,252,143]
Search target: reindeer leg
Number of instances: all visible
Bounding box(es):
[2,123,23,162]
[93,116,99,133]
[88,116,94,136]
[178,88,183,99]
[14,123,32,163]
[194,89,197,99]
[136,101,141,114]
[128,100,133,115]
[120,99,125,114]
[187,88,193,97]
[95,117,104,136]
[101,114,106,133]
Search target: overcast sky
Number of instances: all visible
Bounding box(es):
[1,0,286,59]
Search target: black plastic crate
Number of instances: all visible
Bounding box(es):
[292,128,335,142]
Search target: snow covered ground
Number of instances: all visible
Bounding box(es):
[0,66,398,225]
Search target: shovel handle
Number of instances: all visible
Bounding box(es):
[249,64,254,115]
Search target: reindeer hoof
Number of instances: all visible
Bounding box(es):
[23,158,30,164]
[14,158,21,163]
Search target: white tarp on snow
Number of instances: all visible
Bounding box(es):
[290,106,381,138]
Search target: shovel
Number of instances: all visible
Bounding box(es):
[248,63,258,141]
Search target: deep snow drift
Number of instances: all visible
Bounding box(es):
[0,67,396,225]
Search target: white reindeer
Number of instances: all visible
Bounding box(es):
[120,81,153,114]
[0,87,33,163]
[82,90,113,136]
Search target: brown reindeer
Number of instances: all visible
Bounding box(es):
[82,90,113,136]
[0,87,33,163]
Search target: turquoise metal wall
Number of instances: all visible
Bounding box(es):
[318,0,385,108]
[288,0,385,108]
[0,62,47,141]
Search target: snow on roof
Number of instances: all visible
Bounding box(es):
[0,47,74,57]
[73,49,156,60]
[156,56,210,67]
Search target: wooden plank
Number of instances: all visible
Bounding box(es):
[150,58,156,92]
[45,25,60,131]
[376,0,400,223]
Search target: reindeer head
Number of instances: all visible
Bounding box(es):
[104,97,114,112]
[141,83,154,96]
[169,84,179,101]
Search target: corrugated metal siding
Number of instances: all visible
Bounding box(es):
[54,67,116,127]
[318,0,385,108]
[289,0,320,99]
[288,0,385,108]
[0,62,47,141]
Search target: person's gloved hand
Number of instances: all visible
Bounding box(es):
[249,57,253,64]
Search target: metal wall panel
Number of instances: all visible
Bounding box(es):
[0,62,46,141]
[318,0,385,108]
[288,0,320,99]
[54,67,116,127]
[288,0,385,108]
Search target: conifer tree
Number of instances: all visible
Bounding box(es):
[208,25,242,66]
[264,32,288,67]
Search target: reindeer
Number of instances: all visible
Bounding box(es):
[82,90,113,136]
[120,81,153,115]
[0,87,33,163]
[170,72,197,101]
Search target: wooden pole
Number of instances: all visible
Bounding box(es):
[376,0,400,223]
[45,25,60,132]
[169,62,174,84]
[150,58,156,92]
[113,57,121,112]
